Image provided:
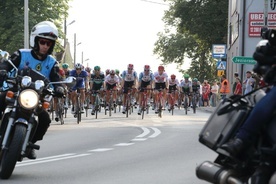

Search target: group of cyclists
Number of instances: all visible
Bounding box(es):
[54,62,202,121]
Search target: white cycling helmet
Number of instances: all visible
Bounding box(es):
[75,63,82,69]
[30,21,58,55]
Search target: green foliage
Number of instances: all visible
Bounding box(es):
[154,0,228,82]
[0,0,70,54]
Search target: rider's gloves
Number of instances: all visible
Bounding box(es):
[54,86,65,97]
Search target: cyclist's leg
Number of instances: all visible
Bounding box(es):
[70,88,77,113]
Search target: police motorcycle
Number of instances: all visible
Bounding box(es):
[196,28,276,184]
[0,59,75,179]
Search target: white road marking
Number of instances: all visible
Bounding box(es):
[114,143,135,146]
[131,138,147,141]
[16,153,90,167]
[136,127,150,138]
[88,148,114,152]
[148,127,161,138]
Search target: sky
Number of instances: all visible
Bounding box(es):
[66,0,190,79]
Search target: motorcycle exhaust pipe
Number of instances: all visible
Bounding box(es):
[196,161,243,184]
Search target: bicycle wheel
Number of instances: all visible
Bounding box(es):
[184,97,188,115]
[77,96,81,124]
[58,100,64,125]
[192,96,196,114]
[126,98,129,118]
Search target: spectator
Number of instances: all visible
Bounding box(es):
[234,77,242,95]
[232,72,239,94]
[210,81,219,107]
[219,74,230,100]
[243,71,255,95]
[202,80,210,107]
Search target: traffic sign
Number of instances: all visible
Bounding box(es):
[217,61,226,70]
[212,44,226,58]
[232,56,257,65]
[217,70,225,77]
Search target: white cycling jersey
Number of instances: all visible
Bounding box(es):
[105,74,119,85]
[153,71,168,83]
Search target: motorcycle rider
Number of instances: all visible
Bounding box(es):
[0,21,64,159]
[221,30,276,182]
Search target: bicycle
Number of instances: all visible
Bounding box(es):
[124,87,134,118]
[155,89,165,118]
[91,90,101,119]
[191,92,198,114]
[106,88,117,117]
[139,88,152,119]
[74,88,83,124]
[182,92,189,115]
[167,90,176,115]
[84,90,91,117]
[55,96,65,125]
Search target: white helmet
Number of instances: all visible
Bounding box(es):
[75,63,82,69]
[30,21,58,54]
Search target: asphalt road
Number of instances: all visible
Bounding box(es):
[1,106,217,184]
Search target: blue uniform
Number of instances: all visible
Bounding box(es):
[70,70,88,90]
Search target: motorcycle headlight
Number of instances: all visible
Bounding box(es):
[35,80,45,91]
[19,89,39,110]
[21,76,32,87]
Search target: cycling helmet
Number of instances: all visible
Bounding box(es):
[30,21,58,55]
[110,69,115,75]
[85,66,91,73]
[144,65,150,70]
[183,74,190,79]
[94,66,101,71]
[62,63,69,69]
[105,69,110,74]
[171,74,176,79]
[115,69,120,74]
[75,63,82,69]
[158,65,164,71]
[127,64,134,69]
[193,78,198,82]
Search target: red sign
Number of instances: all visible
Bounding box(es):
[249,13,276,37]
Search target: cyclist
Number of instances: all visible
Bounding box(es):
[121,64,138,114]
[137,65,154,115]
[152,65,169,114]
[105,69,120,110]
[61,63,71,78]
[191,78,201,107]
[105,69,110,76]
[69,63,88,114]
[167,74,180,110]
[179,74,192,109]
[54,68,66,122]
[115,69,123,104]
[90,66,105,115]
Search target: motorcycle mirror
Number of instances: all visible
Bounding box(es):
[64,76,76,84]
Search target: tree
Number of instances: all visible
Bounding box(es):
[0,0,70,54]
[154,0,228,82]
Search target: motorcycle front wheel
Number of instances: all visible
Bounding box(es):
[0,124,27,179]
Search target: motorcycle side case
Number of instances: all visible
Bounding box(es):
[199,97,252,152]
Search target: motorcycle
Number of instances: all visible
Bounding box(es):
[0,60,75,179]
[195,85,276,184]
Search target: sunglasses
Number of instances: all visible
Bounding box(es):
[76,68,81,70]
[110,74,115,75]
[128,68,133,70]
[171,78,175,80]
[144,70,149,71]
[39,39,53,47]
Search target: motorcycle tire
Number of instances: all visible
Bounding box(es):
[0,124,27,179]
